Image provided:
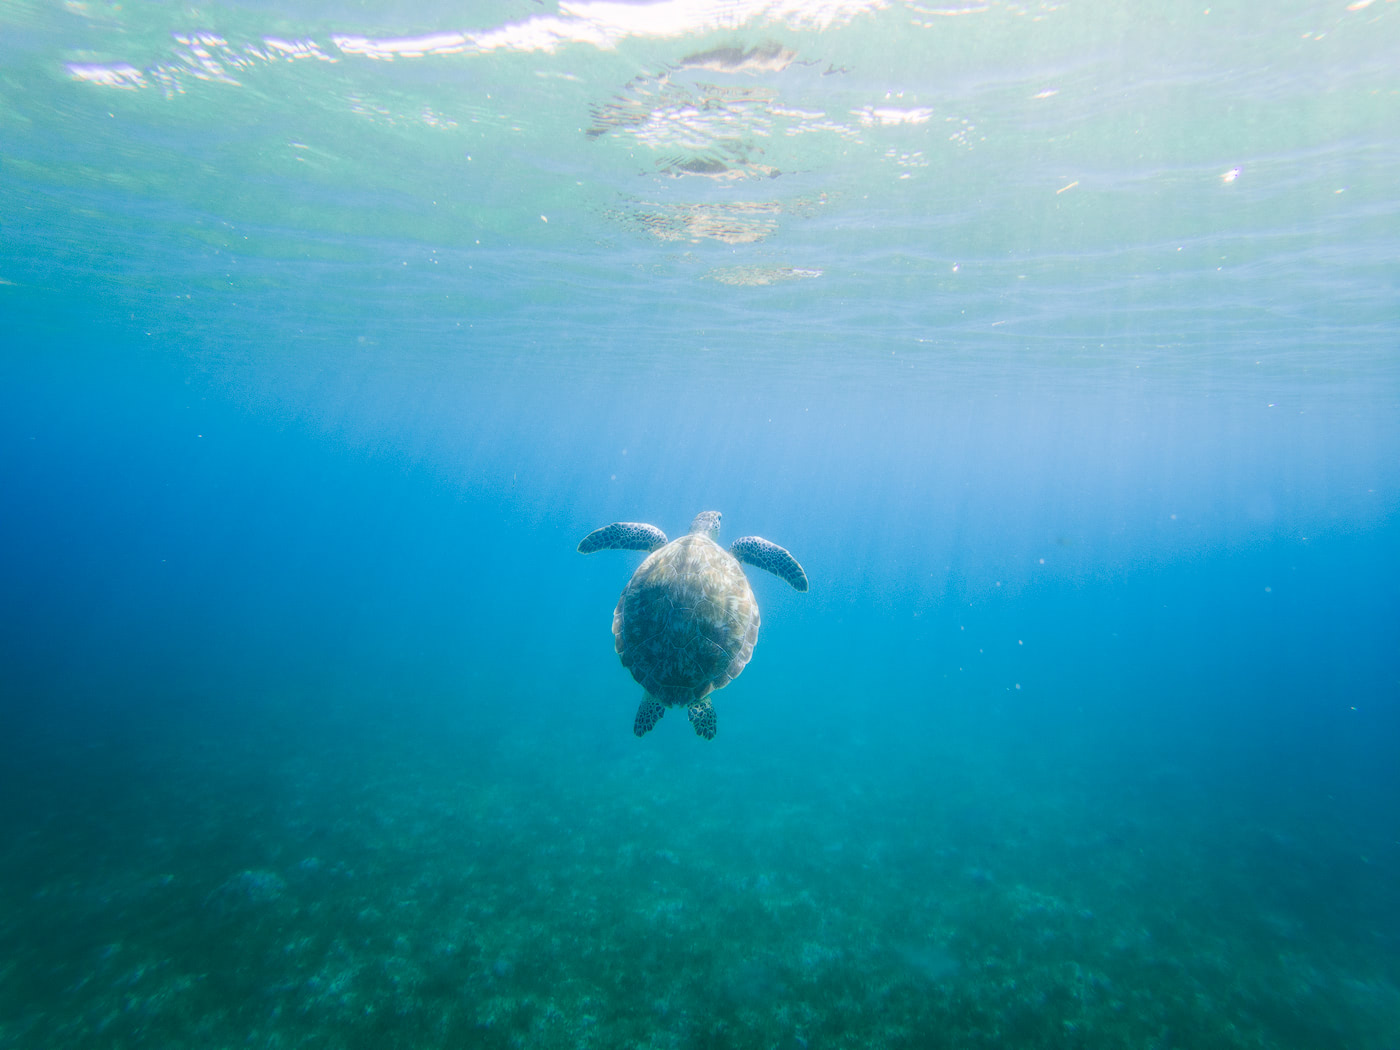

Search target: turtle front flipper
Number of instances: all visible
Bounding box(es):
[730,536,809,592]
[578,522,668,554]
[634,695,666,737]
[687,698,717,740]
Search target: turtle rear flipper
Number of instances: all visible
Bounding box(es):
[634,695,666,737]
[731,536,809,592]
[687,698,717,740]
[578,522,668,554]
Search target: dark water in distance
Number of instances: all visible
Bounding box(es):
[3,0,1399,1046]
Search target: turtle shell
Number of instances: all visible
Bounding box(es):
[612,533,759,706]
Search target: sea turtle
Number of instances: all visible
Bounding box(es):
[577,510,808,740]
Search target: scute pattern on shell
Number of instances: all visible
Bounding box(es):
[612,533,759,706]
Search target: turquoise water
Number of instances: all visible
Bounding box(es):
[3,1,1399,1046]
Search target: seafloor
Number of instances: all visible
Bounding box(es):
[1,692,1395,1050]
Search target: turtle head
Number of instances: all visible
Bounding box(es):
[688,510,722,538]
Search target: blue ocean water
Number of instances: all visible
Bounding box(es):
[2,1,1399,1046]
